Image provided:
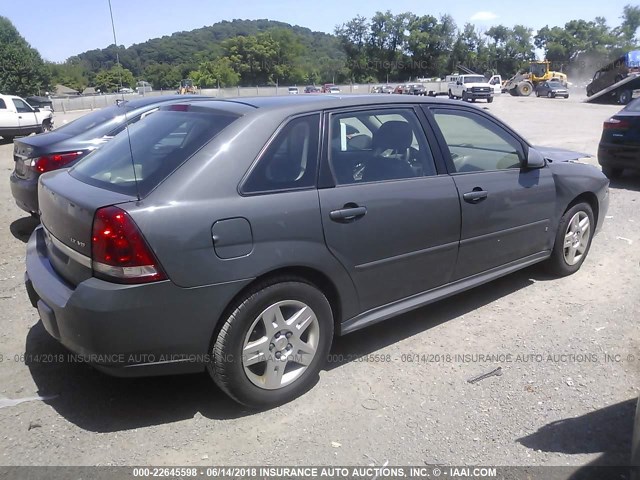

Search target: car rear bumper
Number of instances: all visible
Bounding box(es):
[25,226,251,377]
[598,143,640,170]
[9,172,38,214]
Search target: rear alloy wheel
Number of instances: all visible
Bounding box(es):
[209,278,333,408]
[545,202,594,277]
[602,165,623,179]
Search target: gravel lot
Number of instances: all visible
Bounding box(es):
[0,95,638,473]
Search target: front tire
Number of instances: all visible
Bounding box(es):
[40,120,52,133]
[547,91,554,98]
[545,202,595,277]
[208,277,334,408]
[487,96,494,103]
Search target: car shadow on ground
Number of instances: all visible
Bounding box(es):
[26,264,545,432]
[517,398,637,480]
[0,138,13,145]
[609,171,640,193]
[10,215,39,243]
[328,266,539,368]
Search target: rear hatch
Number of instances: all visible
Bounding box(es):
[37,103,241,287]
[39,170,135,286]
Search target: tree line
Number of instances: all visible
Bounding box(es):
[0,10,638,97]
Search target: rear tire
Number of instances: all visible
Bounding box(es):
[545,202,595,277]
[208,277,334,408]
[602,165,623,178]
[3,136,14,142]
[619,90,632,105]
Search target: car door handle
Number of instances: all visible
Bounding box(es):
[463,189,488,203]
[329,205,367,222]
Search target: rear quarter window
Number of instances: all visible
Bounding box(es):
[0,99,6,109]
[69,108,239,197]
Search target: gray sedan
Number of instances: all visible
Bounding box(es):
[25,95,609,408]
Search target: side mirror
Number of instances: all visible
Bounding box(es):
[457,81,462,85]
[33,107,40,112]
[525,147,546,169]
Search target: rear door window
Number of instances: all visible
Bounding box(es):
[70,107,239,196]
[242,114,320,194]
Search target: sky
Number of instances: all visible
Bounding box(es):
[0,0,634,62]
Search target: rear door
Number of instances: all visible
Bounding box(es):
[0,98,20,133]
[425,106,556,280]
[318,106,461,312]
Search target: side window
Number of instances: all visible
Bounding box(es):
[12,99,33,113]
[242,114,320,194]
[432,110,523,172]
[329,108,436,185]
[0,99,6,109]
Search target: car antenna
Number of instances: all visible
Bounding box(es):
[108,0,141,201]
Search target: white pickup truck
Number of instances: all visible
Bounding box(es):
[447,74,496,103]
[0,94,54,141]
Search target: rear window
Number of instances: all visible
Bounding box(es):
[69,108,239,197]
[624,98,640,112]
[55,104,132,136]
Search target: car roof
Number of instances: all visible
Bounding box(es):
[120,94,211,108]
[178,94,468,117]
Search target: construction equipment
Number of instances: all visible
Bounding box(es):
[178,79,197,95]
[502,61,568,97]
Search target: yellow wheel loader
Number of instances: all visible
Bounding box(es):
[502,61,568,96]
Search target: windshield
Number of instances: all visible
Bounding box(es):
[70,108,239,197]
[54,104,132,137]
[464,76,486,84]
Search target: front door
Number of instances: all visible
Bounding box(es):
[319,107,461,312]
[426,106,556,280]
[12,98,38,134]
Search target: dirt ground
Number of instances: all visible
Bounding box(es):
[0,95,638,471]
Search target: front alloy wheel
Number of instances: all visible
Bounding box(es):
[562,211,591,266]
[545,202,595,276]
[209,277,333,408]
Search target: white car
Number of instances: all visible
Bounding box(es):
[118,87,135,94]
[0,94,54,141]
[288,87,299,95]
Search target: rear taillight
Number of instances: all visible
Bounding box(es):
[603,118,631,130]
[91,206,167,284]
[33,151,83,173]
